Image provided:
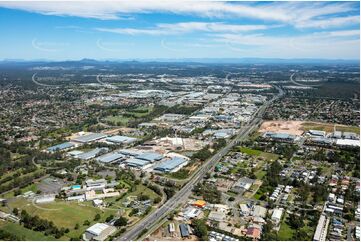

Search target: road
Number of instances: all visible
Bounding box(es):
[117,86,284,241]
[289,73,320,87]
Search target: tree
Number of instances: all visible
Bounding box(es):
[114,216,128,227]
[94,214,101,221]
[74,223,79,230]
[154,196,161,204]
[105,215,114,223]
[83,220,90,226]
[12,208,19,216]
[192,219,208,241]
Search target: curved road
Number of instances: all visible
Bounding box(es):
[290,73,321,87]
[117,86,284,241]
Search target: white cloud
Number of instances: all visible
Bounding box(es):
[96,22,271,35]
[212,29,360,59]
[295,15,360,29]
[0,0,358,29]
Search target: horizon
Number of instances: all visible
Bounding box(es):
[0,0,360,60]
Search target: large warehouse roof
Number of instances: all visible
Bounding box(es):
[72,133,107,143]
[136,152,163,162]
[47,142,74,152]
[96,152,124,163]
[154,157,187,172]
[124,158,150,167]
[106,135,137,144]
[76,148,107,160]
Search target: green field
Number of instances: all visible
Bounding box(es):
[0,221,57,241]
[6,198,114,240]
[238,146,279,161]
[103,106,154,126]
[278,220,295,240]
[255,170,267,179]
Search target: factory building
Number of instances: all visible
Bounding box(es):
[105,135,137,145]
[96,152,125,163]
[72,133,107,144]
[75,148,108,160]
[84,223,116,241]
[153,157,188,173]
[47,142,74,152]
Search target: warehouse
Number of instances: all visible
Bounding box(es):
[123,158,151,169]
[96,152,125,163]
[76,148,108,160]
[153,157,188,173]
[136,152,163,162]
[72,133,107,143]
[336,139,360,147]
[105,135,137,144]
[263,132,296,142]
[307,130,326,137]
[47,142,74,152]
[84,223,116,241]
[118,149,142,157]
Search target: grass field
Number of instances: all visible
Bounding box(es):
[278,220,295,240]
[302,122,360,134]
[255,170,267,179]
[7,198,114,240]
[0,221,57,241]
[104,106,154,126]
[238,146,279,161]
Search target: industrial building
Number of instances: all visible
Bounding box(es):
[105,135,137,144]
[136,152,163,162]
[153,157,188,173]
[47,142,74,152]
[263,132,296,142]
[96,152,125,163]
[75,148,108,160]
[123,158,151,169]
[72,133,107,143]
[84,223,116,241]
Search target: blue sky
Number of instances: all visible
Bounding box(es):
[0,1,359,60]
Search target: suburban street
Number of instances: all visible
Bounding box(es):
[117,86,284,241]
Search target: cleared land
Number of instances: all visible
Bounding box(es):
[259,121,304,135]
[259,120,359,135]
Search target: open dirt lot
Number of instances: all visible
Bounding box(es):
[259,120,359,136]
[259,121,305,136]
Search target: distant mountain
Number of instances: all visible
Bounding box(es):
[0,57,359,65]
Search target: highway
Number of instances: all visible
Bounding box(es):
[117,86,284,241]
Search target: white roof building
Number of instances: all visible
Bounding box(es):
[84,223,116,241]
[271,208,283,224]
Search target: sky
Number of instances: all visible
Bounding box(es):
[0,0,359,60]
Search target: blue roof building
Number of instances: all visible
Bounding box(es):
[136,152,163,162]
[47,142,74,152]
[179,224,190,238]
[153,157,188,173]
[76,148,108,160]
[124,158,150,168]
[96,152,125,163]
